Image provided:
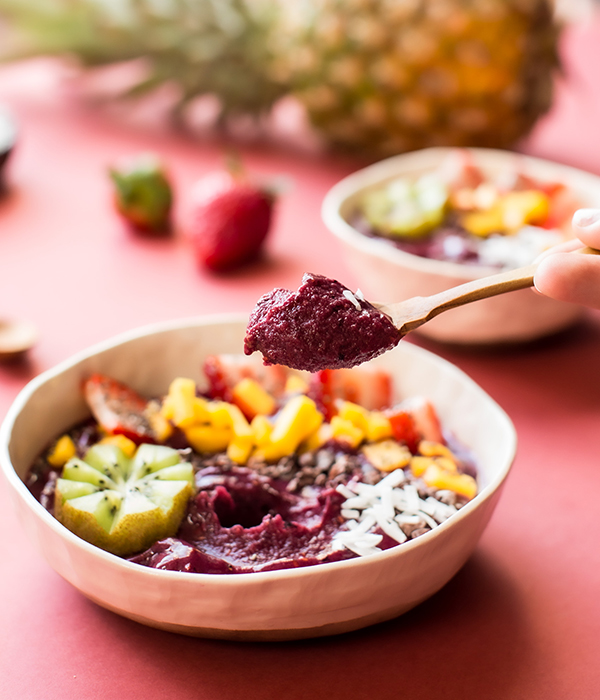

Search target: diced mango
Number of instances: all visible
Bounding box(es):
[206,401,233,430]
[209,402,252,438]
[462,206,504,237]
[284,375,309,394]
[98,434,137,458]
[330,416,365,448]
[418,440,455,461]
[227,436,254,465]
[434,456,458,473]
[159,394,175,421]
[422,464,477,499]
[337,400,370,433]
[47,435,77,467]
[145,399,173,442]
[362,439,411,472]
[365,411,393,442]
[167,378,199,428]
[231,377,277,419]
[502,190,549,230]
[184,425,232,454]
[260,395,324,461]
[410,455,435,477]
[250,414,273,447]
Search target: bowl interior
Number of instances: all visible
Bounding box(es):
[323,147,600,280]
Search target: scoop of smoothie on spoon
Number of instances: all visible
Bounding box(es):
[244,273,401,372]
[245,248,599,372]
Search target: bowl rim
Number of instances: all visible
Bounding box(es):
[322,146,600,281]
[0,313,517,584]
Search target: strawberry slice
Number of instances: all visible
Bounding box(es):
[389,397,444,446]
[83,374,155,444]
[386,411,421,454]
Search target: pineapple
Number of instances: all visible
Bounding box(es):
[0,0,286,123]
[271,0,561,158]
[0,0,561,157]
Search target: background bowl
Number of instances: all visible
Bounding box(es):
[0,315,516,640]
[322,147,600,344]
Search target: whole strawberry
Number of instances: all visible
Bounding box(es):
[109,153,173,235]
[188,169,276,272]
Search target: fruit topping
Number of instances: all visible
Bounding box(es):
[28,356,479,573]
[109,153,173,234]
[83,374,155,444]
[244,273,401,371]
[187,167,276,272]
[353,149,581,269]
[54,443,194,556]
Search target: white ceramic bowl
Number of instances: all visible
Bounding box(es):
[0,315,516,640]
[322,147,600,344]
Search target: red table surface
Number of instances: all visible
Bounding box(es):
[2,16,600,700]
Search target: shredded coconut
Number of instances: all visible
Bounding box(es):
[342,289,362,310]
[334,473,458,556]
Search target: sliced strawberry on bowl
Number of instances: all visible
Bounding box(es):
[187,167,277,272]
[83,374,156,444]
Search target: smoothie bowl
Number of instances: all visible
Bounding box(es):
[0,316,515,640]
[322,147,600,344]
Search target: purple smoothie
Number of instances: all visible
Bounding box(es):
[244,273,401,372]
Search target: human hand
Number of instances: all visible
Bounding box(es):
[533,209,600,310]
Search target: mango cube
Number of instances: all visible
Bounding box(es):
[366,411,393,442]
[330,416,365,448]
[250,414,273,447]
[462,206,504,237]
[47,435,77,467]
[422,464,477,499]
[227,436,254,464]
[362,439,411,472]
[418,440,456,461]
[502,190,549,230]
[337,401,370,433]
[410,455,435,477]
[232,377,277,419]
[166,378,206,428]
[260,395,324,461]
[184,425,232,454]
[98,434,137,458]
[284,375,309,395]
[145,400,173,442]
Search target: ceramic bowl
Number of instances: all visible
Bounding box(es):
[322,147,600,344]
[0,315,516,640]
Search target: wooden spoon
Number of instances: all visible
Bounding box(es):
[374,247,600,337]
[0,319,38,361]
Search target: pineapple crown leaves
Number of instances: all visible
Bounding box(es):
[0,0,288,120]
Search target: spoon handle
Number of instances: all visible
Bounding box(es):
[382,246,599,336]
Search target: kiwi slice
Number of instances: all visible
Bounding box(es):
[54,443,194,556]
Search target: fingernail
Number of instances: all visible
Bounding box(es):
[573,208,600,228]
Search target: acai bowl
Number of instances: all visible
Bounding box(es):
[322,147,600,344]
[0,316,516,640]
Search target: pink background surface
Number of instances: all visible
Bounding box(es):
[2,16,600,700]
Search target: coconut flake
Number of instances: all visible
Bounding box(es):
[335,470,462,557]
[342,289,362,310]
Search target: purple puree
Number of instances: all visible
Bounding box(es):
[129,465,356,574]
[244,273,401,372]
